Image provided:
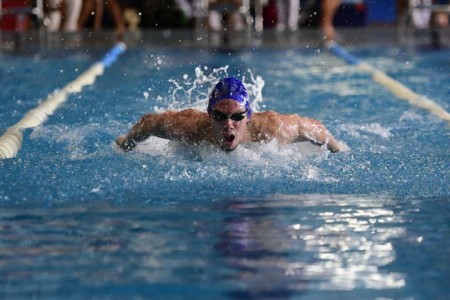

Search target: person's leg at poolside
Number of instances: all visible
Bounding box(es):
[320,0,341,42]
[78,0,94,30]
[78,0,125,40]
[47,0,63,32]
[287,0,300,31]
[63,0,82,32]
[105,0,125,40]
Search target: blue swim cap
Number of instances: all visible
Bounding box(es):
[208,77,252,119]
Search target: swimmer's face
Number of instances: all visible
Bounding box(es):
[210,100,249,152]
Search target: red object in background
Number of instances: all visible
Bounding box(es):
[355,2,367,12]
[0,0,30,31]
[263,0,278,28]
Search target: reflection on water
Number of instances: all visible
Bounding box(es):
[215,195,406,299]
[0,195,411,299]
[292,199,405,291]
[216,200,300,299]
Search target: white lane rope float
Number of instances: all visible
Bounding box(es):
[327,41,450,124]
[0,42,127,160]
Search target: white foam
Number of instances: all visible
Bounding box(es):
[134,136,172,157]
[137,138,327,161]
[31,123,109,160]
[399,110,423,122]
[340,123,392,139]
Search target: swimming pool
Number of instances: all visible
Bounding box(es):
[1,32,449,299]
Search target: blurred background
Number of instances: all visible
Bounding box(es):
[0,1,447,43]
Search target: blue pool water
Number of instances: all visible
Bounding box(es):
[1,42,449,299]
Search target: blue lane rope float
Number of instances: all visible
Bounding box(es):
[327,41,450,124]
[101,42,127,67]
[0,42,127,159]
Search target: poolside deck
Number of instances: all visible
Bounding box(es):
[1,25,449,53]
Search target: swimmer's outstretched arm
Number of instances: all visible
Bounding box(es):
[297,117,347,153]
[251,112,347,152]
[116,113,166,151]
[116,109,208,152]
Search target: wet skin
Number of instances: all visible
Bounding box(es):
[116,100,345,153]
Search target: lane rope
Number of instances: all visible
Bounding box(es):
[327,41,450,124]
[0,42,127,159]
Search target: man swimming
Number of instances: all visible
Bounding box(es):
[116,77,345,153]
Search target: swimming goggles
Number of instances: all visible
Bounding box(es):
[211,109,248,122]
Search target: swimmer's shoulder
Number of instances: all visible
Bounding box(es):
[175,109,209,124]
[178,108,208,117]
[145,109,208,142]
[251,110,285,126]
[158,108,208,121]
[171,109,210,142]
[165,108,209,135]
[253,110,303,123]
[253,110,280,118]
[249,111,303,142]
[249,111,283,141]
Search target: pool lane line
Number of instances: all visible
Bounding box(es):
[326,41,450,124]
[0,42,127,160]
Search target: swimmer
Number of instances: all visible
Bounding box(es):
[116,77,346,153]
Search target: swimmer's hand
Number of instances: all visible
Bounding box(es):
[336,141,350,152]
[328,140,350,153]
[322,135,350,153]
[116,135,136,152]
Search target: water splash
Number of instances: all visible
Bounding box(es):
[30,123,116,160]
[153,66,265,113]
[133,137,335,184]
[340,123,392,139]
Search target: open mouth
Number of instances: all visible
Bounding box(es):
[222,133,236,149]
[224,134,235,144]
